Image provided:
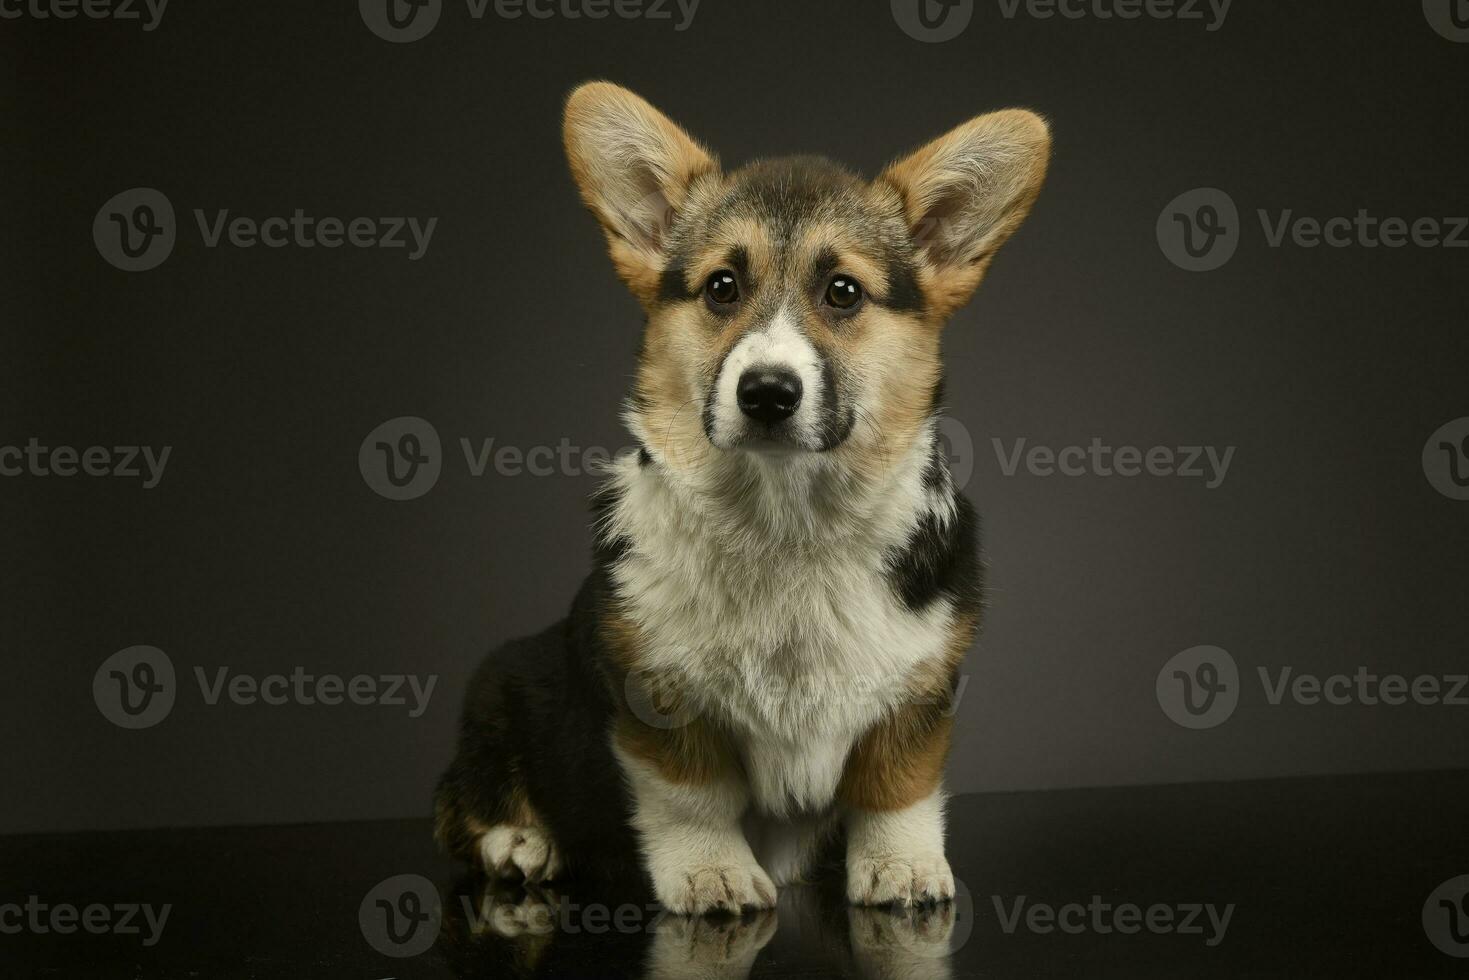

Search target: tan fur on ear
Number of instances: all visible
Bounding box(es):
[880,109,1051,319]
[563,81,720,304]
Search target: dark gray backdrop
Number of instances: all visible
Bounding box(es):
[5,0,1466,834]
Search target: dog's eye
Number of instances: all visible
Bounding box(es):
[706,271,740,306]
[826,275,863,311]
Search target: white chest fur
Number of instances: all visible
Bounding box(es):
[602,450,957,817]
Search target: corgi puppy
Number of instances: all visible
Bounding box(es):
[435,82,1050,915]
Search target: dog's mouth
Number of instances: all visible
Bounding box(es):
[708,412,857,457]
[733,430,810,456]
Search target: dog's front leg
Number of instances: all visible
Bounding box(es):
[839,706,956,906]
[844,791,954,906]
[613,719,776,916]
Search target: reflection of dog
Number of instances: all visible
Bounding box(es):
[435,81,1050,915]
[442,876,955,980]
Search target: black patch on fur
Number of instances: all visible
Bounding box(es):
[885,255,926,314]
[815,357,855,451]
[637,446,653,468]
[657,264,696,303]
[726,244,751,287]
[885,493,983,614]
[808,246,840,294]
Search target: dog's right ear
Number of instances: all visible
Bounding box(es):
[563,82,719,303]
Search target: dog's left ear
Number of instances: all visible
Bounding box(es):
[880,109,1051,319]
[563,82,719,304]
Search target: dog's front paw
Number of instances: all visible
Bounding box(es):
[847,852,954,907]
[655,861,777,916]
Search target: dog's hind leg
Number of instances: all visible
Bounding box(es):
[434,664,566,883]
[435,750,565,883]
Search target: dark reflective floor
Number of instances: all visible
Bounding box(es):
[5,770,1468,978]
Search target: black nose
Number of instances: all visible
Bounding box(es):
[737,369,803,425]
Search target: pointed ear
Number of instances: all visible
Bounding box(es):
[563,82,719,303]
[880,109,1051,318]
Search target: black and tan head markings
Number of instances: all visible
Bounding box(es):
[815,358,855,452]
[652,158,927,320]
[564,82,1049,477]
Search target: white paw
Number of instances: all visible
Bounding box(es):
[847,852,954,907]
[654,861,778,916]
[479,824,563,883]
